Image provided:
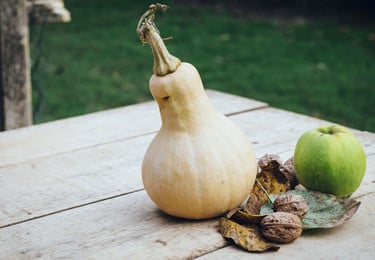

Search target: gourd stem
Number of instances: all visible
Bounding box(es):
[137,3,181,76]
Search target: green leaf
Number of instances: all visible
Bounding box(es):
[260,190,361,229]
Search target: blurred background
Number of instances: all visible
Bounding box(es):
[30,0,375,131]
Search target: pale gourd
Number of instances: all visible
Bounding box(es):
[137,4,257,219]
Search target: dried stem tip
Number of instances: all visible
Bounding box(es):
[136,3,181,76]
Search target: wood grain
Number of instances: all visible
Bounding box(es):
[0,92,373,259]
[0,0,33,130]
[0,169,373,259]
[1,105,373,228]
[0,90,267,166]
[0,190,228,259]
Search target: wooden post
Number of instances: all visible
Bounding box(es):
[0,0,33,130]
[0,0,70,131]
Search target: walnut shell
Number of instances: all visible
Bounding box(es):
[260,212,303,243]
[279,157,298,189]
[274,193,308,219]
[258,154,283,170]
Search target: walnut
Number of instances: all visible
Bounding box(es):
[274,193,308,219]
[258,154,283,171]
[279,157,299,189]
[260,212,303,243]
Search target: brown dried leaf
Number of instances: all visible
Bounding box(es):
[226,208,267,225]
[219,217,280,252]
[245,154,290,215]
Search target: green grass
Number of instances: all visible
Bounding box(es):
[30,0,375,131]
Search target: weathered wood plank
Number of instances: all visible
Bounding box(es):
[0,106,373,229]
[0,0,33,130]
[0,97,374,258]
[0,190,228,259]
[0,134,152,227]
[0,90,267,166]
[0,181,374,259]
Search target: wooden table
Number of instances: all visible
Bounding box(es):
[0,90,374,259]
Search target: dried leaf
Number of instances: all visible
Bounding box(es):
[219,217,280,252]
[226,208,267,225]
[260,190,361,229]
[245,154,290,214]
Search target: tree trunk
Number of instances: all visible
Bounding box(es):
[0,0,33,131]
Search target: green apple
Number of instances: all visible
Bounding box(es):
[294,125,366,197]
